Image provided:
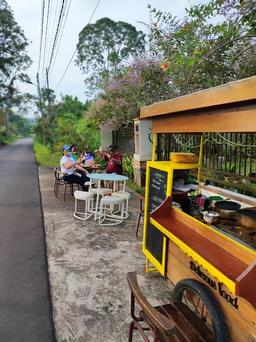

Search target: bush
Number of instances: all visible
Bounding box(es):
[123,154,134,179]
[33,139,59,166]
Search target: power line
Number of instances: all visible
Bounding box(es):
[37,0,46,76]
[41,0,52,83]
[49,0,72,79]
[56,0,102,89]
[47,0,66,75]
[47,0,61,70]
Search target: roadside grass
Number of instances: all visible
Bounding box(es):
[33,140,59,167]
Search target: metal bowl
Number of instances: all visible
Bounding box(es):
[202,211,220,224]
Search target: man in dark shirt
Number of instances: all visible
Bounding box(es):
[102,144,123,175]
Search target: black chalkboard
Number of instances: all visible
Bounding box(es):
[146,167,168,264]
[146,222,164,263]
[148,168,167,213]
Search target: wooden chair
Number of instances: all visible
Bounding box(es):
[127,272,205,342]
[53,167,74,201]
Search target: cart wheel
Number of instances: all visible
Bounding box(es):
[173,279,229,342]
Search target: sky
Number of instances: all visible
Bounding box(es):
[7,0,200,104]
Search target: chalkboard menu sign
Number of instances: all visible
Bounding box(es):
[146,167,168,264]
[148,168,167,213]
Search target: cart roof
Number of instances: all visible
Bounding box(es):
[140,76,256,133]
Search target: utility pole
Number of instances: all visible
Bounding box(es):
[36,73,46,144]
[46,67,51,115]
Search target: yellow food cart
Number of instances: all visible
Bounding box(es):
[141,76,256,341]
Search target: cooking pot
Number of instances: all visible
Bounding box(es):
[215,200,241,219]
[236,207,256,229]
[208,196,223,208]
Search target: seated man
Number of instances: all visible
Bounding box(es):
[100,144,123,175]
[60,145,90,191]
[98,144,123,189]
[68,144,90,174]
[69,144,78,161]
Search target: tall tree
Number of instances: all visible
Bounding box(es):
[0,0,31,105]
[75,17,146,91]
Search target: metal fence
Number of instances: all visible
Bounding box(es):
[157,133,256,197]
[113,124,135,155]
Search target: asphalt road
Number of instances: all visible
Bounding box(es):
[0,138,55,341]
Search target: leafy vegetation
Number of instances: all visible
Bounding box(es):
[148,0,256,95]
[34,94,100,162]
[86,59,172,127]
[84,1,255,130]
[76,18,146,91]
[0,0,32,143]
[0,0,31,105]
[33,139,59,167]
[122,154,134,179]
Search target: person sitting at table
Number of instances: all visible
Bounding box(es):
[68,144,91,175]
[99,144,123,175]
[98,144,123,189]
[60,145,90,191]
[83,146,95,167]
[69,144,78,161]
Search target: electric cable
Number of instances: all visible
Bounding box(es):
[47,0,66,75]
[49,0,72,79]
[55,0,102,89]
[41,0,52,81]
[37,0,46,78]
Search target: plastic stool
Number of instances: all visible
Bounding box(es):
[112,191,131,219]
[98,195,125,225]
[73,190,94,221]
[89,187,112,196]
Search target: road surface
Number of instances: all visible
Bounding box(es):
[0,138,55,341]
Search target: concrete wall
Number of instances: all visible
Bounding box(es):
[133,119,152,187]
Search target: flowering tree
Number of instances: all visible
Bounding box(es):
[86,0,256,129]
[148,0,256,96]
[87,59,172,128]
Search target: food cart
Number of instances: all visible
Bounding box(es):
[141,76,256,341]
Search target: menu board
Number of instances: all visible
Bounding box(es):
[146,167,168,264]
[148,168,167,213]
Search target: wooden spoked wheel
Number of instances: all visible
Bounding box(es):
[173,279,229,342]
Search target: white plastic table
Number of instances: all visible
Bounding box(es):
[88,173,129,219]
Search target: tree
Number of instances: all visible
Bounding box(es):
[34,94,100,152]
[53,96,100,151]
[86,58,172,128]
[0,0,31,105]
[76,17,146,90]
[34,87,56,145]
[148,0,256,96]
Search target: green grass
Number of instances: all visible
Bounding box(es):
[33,140,59,167]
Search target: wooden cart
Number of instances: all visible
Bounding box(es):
[141,77,256,341]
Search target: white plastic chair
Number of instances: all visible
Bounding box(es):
[73,190,94,221]
[112,191,131,219]
[88,179,112,219]
[98,195,125,225]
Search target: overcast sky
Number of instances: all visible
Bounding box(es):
[7,0,201,103]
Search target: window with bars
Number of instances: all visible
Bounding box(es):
[157,133,256,197]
